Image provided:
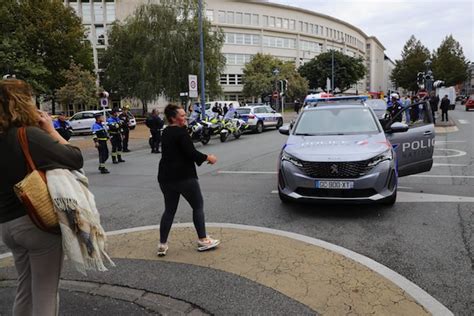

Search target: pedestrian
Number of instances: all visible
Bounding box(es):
[53,112,73,141]
[223,103,228,115]
[157,104,220,256]
[119,105,131,152]
[107,108,125,164]
[294,99,301,114]
[440,94,450,122]
[146,109,164,153]
[217,103,223,116]
[0,78,84,315]
[387,93,403,122]
[92,113,110,174]
[429,93,439,124]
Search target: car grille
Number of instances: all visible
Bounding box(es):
[299,160,373,179]
[295,187,377,198]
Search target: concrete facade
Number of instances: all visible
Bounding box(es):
[65,0,388,107]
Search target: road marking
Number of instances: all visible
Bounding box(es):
[458,119,470,124]
[433,148,467,158]
[409,175,474,179]
[432,163,468,167]
[397,191,474,203]
[218,170,277,174]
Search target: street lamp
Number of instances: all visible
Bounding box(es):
[272,68,280,109]
[424,59,433,93]
[198,0,206,119]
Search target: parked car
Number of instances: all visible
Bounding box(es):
[465,95,474,111]
[68,110,106,135]
[278,96,435,205]
[235,105,283,133]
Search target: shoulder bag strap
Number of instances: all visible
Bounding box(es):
[17,127,37,173]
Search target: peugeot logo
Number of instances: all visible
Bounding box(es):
[330,164,339,174]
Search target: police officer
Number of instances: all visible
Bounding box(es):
[145,109,164,153]
[107,108,126,163]
[387,93,404,122]
[92,113,110,174]
[119,105,131,152]
[53,112,73,141]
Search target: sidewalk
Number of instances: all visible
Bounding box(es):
[0,224,452,315]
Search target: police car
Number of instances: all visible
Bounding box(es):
[278,96,435,205]
[235,105,283,133]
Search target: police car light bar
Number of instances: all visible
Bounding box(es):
[304,95,369,107]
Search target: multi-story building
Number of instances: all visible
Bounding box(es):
[65,0,389,107]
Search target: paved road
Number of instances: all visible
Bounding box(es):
[1,107,472,314]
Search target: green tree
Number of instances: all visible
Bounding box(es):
[102,1,225,114]
[432,35,469,86]
[55,62,98,111]
[390,35,430,92]
[242,53,308,101]
[298,51,366,92]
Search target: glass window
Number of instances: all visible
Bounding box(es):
[218,10,226,23]
[220,74,227,85]
[294,108,379,135]
[236,54,244,64]
[283,19,289,29]
[252,14,259,25]
[93,2,103,23]
[276,18,282,28]
[235,12,243,24]
[304,22,308,33]
[269,16,275,27]
[226,11,234,24]
[95,26,105,45]
[106,2,115,22]
[235,33,244,44]
[243,13,251,25]
[82,2,92,23]
[226,33,235,44]
[263,15,268,26]
[237,74,243,85]
[206,9,214,22]
[289,19,295,30]
[228,74,236,85]
[252,35,260,45]
[69,2,79,15]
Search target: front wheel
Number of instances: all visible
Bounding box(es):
[220,133,228,142]
[233,130,242,139]
[276,118,283,129]
[201,133,211,145]
[256,121,264,134]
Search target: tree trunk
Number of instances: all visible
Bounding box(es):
[141,99,148,116]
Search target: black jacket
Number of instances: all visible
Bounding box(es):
[440,98,450,111]
[146,115,164,131]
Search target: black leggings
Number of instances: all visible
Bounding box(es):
[159,178,206,243]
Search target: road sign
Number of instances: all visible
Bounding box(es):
[100,97,108,108]
[188,75,198,98]
[272,91,279,99]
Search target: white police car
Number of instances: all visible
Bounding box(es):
[235,105,283,133]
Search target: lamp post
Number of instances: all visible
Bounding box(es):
[198,0,206,119]
[330,39,344,93]
[272,68,280,110]
[424,59,433,93]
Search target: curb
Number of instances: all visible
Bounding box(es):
[0,279,209,315]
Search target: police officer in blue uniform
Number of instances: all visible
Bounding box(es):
[386,93,404,122]
[107,108,126,164]
[92,113,110,174]
[53,112,72,141]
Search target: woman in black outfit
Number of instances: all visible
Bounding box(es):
[157,104,219,256]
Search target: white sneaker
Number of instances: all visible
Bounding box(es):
[157,243,168,257]
[197,237,220,252]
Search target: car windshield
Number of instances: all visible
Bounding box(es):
[294,108,380,135]
[236,108,251,114]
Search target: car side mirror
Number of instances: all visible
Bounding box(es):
[279,125,290,135]
[388,122,409,133]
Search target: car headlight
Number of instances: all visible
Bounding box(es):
[367,149,393,167]
[281,151,303,167]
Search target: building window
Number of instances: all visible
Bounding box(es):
[228,74,236,85]
[82,2,92,23]
[263,36,296,49]
[220,74,227,85]
[252,14,259,26]
[243,13,251,25]
[105,0,115,22]
[206,9,214,22]
[226,11,234,24]
[237,74,243,85]
[218,10,225,23]
[269,16,275,27]
[276,17,282,28]
[263,15,268,27]
[289,19,295,30]
[300,40,323,53]
[283,18,289,29]
[236,12,243,24]
[93,1,103,23]
[95,25,105,45]
[225,33,260,46]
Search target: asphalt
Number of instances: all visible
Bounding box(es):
[0,108,466,315]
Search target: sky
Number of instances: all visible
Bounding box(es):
[272,0,474,62]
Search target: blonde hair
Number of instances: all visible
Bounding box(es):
[0,79,39,135]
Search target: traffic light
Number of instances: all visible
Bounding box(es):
[279,80,288,96]
[417,72,424,84]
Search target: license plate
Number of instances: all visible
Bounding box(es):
[316,181,354,189]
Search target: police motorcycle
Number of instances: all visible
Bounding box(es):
[203,113,225,138]
[187,109,212,145]
[219,111,248,143]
